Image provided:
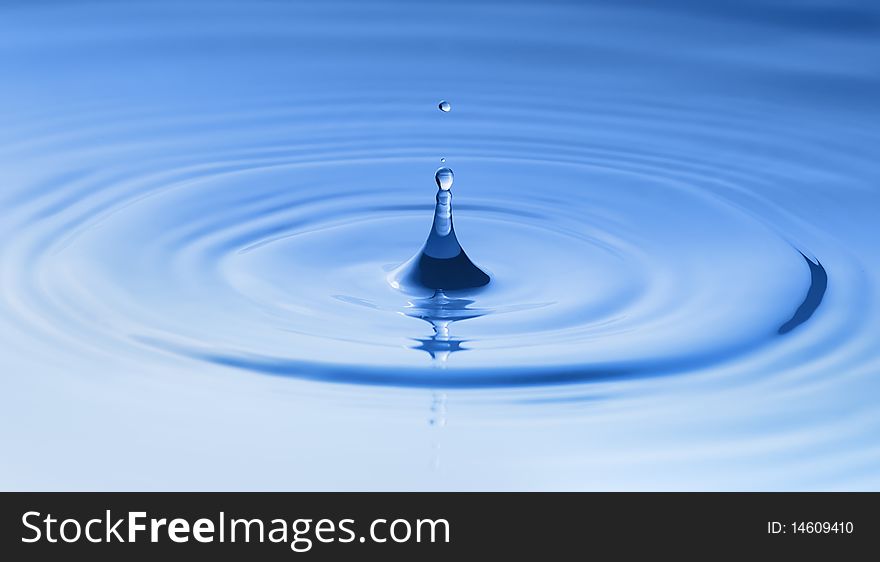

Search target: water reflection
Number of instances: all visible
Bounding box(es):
[405,290,487,361]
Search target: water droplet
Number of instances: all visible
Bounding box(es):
[435,167,454,191]
[438,100,451,112]
[440,157,446,163]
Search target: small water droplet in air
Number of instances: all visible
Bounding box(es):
[440,157,446,163]
[438,100,451,112]
[435,167,454,191]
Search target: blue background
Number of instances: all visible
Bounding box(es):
[1,0,878,489]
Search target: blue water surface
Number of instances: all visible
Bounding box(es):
[1,0,879,490]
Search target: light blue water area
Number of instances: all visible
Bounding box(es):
[1,0,879,490]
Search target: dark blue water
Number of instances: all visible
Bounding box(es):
[1,0,878,489]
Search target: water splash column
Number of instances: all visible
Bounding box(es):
[387,166,491,294]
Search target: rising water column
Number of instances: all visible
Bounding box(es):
[388,166,491,294]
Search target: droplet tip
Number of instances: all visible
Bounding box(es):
[435,167,454,191]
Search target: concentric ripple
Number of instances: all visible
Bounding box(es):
[0,94,865,387]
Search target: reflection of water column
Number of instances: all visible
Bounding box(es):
[413,318,463,361]
[431,322,452,364]
[408,290,483,360]
[429,391,447,471]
